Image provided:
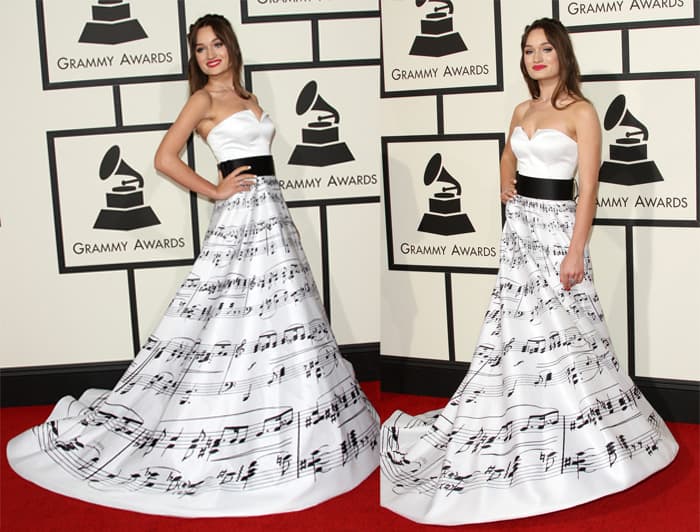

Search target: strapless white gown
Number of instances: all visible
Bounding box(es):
[6,109,379,517]
[379,126,678,525]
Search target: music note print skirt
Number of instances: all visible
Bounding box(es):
[380,194,678,525]
[7,172,380,517]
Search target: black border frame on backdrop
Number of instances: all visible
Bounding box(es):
[1,2,389,410]
[240,0,379,23]
[380,0,504,98]
[244,60,382,208]
[243,60,382,325]
[553,0,700,424]
[380,8,700,422]
[583,74,699,227]
[553,0,698,32]
[382,133,506,275]
[47,123,200,274]
[35,0,188,90]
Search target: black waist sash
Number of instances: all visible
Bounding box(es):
[516,172,574,201]
[218,155,275,178]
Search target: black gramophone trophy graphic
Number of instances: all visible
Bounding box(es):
[409,0,467,57]
[79,0,147,45]
[93,145,160,230]
[599,94,663,186]
[417,153,475,235]
[288,81,355,167]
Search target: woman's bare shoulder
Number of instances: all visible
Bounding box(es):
[172,89,214,137]
[567,98,597,118]
[569,99,600,129]
[185,89,213,113]
[514,98,533,114]
[511,99,533,123]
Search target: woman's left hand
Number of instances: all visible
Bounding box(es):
[500,177,517,204]
[560,251,584,291]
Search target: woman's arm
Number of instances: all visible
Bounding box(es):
[154,90,255,200]
[500,102,528,204]
[560,101,601,290]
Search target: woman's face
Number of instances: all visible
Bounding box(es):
[523,28,560,82]
[194,25,230,76]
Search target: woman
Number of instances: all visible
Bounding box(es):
[379,17,678,525]
[7,14,379,517]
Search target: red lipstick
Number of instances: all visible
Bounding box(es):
[533,65,546,71]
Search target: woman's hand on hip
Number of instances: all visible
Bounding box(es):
[214,165,257,200]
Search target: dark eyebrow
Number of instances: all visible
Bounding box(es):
[524,40,552,48]
[194,37,221,47]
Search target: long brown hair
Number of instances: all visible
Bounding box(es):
[186,14,250,98]
[519,18,586,109]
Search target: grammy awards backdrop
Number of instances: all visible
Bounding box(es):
[0,0,697,422]
[0,0,381,404]
[379,0,699,422]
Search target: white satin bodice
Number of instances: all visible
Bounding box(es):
[205,109,275,162]
[510,126,578,180]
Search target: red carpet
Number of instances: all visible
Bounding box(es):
[1,383,698,532]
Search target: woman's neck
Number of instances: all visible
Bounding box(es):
[536,78,558,103]
[206,70,236,93]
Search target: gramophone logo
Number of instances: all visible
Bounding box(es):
[409,0,467,57]
[599,94,663,186]
[93,145,160,230]
[79,0,148,45]
[288,80,355,167]
[417,153,475,235]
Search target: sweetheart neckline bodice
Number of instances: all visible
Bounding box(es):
[205,109,269,142]
[512,126,576,144]
[205,109,275,162]
[510,125,579,180]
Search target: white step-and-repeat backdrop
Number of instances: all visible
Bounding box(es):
[379,0,699,386]
[1,1,697,399]
[1,0,380,368]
